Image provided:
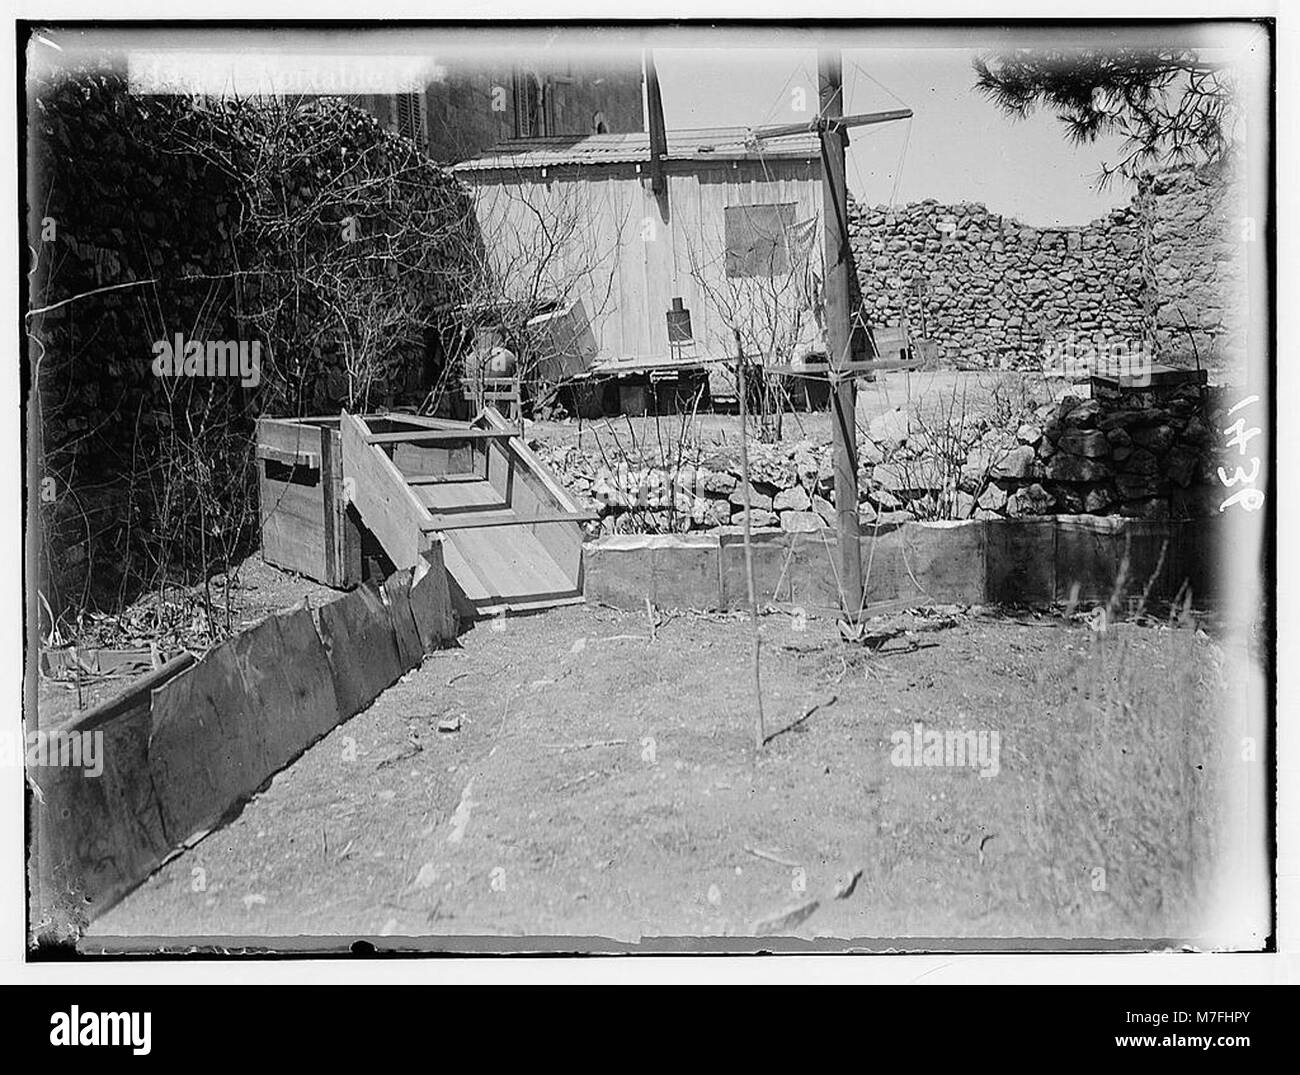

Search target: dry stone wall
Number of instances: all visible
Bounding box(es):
[848,161,1247,373]
[848,199,1148,369]
[1135,162,1249,368]
[543,374,1226,534]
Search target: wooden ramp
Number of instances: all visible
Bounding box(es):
[340,408,592,618]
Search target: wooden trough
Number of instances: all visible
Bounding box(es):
[257,408,592,618]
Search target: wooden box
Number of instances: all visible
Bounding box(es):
[255,417,361,588]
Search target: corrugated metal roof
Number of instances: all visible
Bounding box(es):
[453,127,821,172]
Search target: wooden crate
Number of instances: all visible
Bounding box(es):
[255,417,361,588]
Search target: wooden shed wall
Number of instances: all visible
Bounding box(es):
[463,157,822,364]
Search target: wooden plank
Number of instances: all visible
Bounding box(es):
[341,409,434,571]
[314,583,406,719]
[258,418,333,583]
[148,608,341,845]
[55,652,196,732]
[447,527,575,603]
[413,478,506,513]
[1055,516,1124,603]
[410,544,458,650]
[475,594,586,616]
[319,425,340,585]
[390,440,459,478]
[256,417,327,458]
[365,429,516,445]
[380,569,424,672]
[439,535,495,602]
[899,521,987,605]
[985,517,1056,606]
[423,508,597,531]
[365,413,467,430]
[404,473,484,486]
[255,443,321,469]
[478,408,586,592]
[259,476,329,581]
[479,408,583,510]
[34,702,171,917]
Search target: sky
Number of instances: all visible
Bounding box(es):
[655,46,1134,227]
[33,23,1265,228]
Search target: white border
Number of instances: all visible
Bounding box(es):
[2,1,1293,987]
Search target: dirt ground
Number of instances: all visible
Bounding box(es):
[88,598,1247,951]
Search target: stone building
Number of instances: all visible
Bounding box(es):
[355,51,646,164]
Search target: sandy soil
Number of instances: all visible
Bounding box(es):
[89,600,1241,951]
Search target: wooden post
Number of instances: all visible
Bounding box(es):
[735,330,765,752]
[644,49,668,198]
[818,50,864,619]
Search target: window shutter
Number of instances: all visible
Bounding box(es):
[724,203,798,278]
[392,92,426,146]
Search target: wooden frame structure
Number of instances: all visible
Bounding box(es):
[257,408,592,618]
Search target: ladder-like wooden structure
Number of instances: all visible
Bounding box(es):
[339,407,593,618]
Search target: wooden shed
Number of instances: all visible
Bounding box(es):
[453,127,824,376]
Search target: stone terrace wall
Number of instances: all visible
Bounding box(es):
[849,199,1148,369]
[538,373,1225,536]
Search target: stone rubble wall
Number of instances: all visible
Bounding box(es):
[539,378,1230,535]
[848,199,1148,369]
[1135,163,1249,368]
[847,161,1247,372]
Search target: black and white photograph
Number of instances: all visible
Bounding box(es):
[11,10,1279,973]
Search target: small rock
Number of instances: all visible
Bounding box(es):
[728,484,773,511]
[1007,483,1054,516]
[1132,424,1175,453]
[1055,429,1110,458]
[1043,450,1112,482]
[990,444,1035,480]
[1165,446,1198,487]
[773,485,811,512]
[697,468,736,495]
[858,438,884,466]
[977,483,1008,512]
[868,486,901,510]
[730,508,778,529]
[1120,448,1160,476]
[1063,398,1101,427]
[812,493,837,525]
[1084,485,1116,512]
[1116,473,1162,500]
[780,510,825,533]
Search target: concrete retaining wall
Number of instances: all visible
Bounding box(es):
[584,516,1226,615]
[33,542,458,921]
